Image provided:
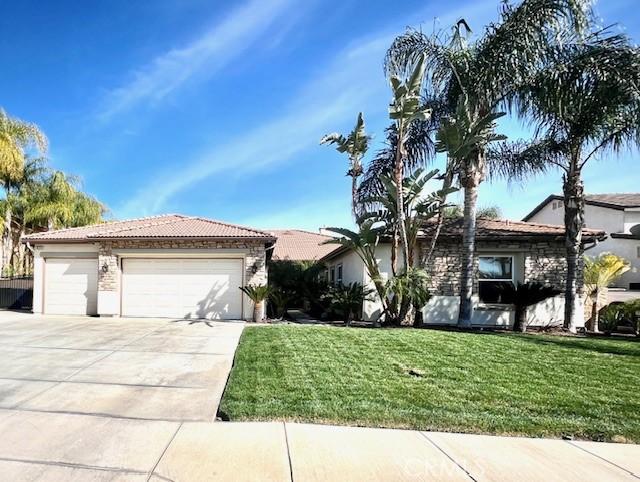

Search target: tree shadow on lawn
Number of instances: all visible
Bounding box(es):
[487,331,640,357]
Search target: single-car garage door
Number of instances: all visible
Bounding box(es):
[44,258,98,315]
[121,258,243,319]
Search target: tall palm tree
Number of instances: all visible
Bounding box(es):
[387,55,431,274]
[0,109,47,275]
[385,0,591,327]
[320,113,371,222]
[509,28,640,332]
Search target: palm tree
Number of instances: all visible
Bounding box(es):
[387,54,431,274]
[584,253,630,333]
[499,28,640,332]
[361,168,455,324]
[25,171,77,230]
[321,113,371,222]
[239,284,271,322]
[0,109,47,275]
[385,0,591,327]
[322,220,388,317]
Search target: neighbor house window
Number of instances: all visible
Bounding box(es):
[329,266,336,285]
[336,263,343,285]
[478,256,515,304]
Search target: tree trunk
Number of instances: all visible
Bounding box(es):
[16,225,26,276]
[457,180,479,328]
[423,166,454,266]
[1,206,13,277]
[563,168,584,334]
[47,217,55,231]
[589,288,600,333]
[253,300,263,323]
[351,174,359,225]
[394,123,410,274]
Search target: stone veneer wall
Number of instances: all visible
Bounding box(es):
[421,239,582,296]
[97,239,267,318]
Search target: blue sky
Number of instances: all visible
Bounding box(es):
[1,0,638,231]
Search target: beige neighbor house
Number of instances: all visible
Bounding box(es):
[320,218,605,329]
[523,193,640,290]
[22,215,275,320]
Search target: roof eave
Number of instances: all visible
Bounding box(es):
[22,236,276,243]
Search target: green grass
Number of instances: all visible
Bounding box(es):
[220,325,640,442]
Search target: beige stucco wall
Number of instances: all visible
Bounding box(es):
[32,239,268,320]
[527,200,640,288]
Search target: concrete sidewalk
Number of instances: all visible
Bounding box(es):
[1,416,638,481]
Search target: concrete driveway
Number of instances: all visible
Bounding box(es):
[0,311,243,422]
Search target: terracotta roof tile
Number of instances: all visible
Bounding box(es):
[424,218,605,239]
[23,214,275,241]
[270,229,339,261]
[523,193,640,220]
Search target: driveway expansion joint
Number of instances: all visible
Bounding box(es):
[567,440,640,479]
[419,431,478,481]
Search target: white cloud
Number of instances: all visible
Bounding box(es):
[117,34,393,218]
[116,0,499,219]
[98,0,293,120]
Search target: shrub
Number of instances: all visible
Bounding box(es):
[326,282,375,326]
[239,284,271,322]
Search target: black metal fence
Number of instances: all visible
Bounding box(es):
[0,276,33,310]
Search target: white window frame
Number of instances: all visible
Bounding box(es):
[478,255,515,304]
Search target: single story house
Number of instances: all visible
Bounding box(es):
[269,229,337,261]
[22,214,275,320]
[523,193,640,289]
[320,218,605,329]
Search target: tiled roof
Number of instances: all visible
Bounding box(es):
[23,214,275,241]
[425,218,605,240]
[585,193,640,208]
[270,229,339,261]
[523,193,640,220]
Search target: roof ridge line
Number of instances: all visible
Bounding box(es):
[270,228,333,237]
[22,214,176,238]
[87,215,185,237]
[186,215,274,237]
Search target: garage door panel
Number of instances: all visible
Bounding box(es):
[122,259,243,320]
[45,258,98,315]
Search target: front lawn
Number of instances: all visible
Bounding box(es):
[220,325,640,442]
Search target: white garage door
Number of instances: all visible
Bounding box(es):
[122,258,244,320]
[44,258,98,315]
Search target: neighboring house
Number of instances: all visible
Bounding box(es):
[22,215,275,320]
[269,229,338,262]
[523,193,640,289]
[320,218,605,329]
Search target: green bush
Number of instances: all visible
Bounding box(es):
[598,300,640,335]
[268,260,329,313]
[325,282,375,325]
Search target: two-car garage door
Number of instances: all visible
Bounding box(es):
[121,258,243,320]
[43,257,243,319]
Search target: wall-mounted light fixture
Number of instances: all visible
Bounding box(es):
[251,263,259,274]
[101,262,109,273]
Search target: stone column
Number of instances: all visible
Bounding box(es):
[97,241,120,316]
